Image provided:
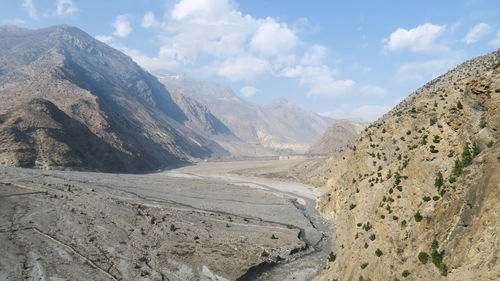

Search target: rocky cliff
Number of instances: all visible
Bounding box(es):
[315,50,500,280]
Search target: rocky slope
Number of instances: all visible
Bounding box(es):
[157,74,332,155]
[0,25,229,172]
[307,120,366,156]
[315,50,500,280]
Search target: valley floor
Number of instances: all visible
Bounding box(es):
[0,159,333,281]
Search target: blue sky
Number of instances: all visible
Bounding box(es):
[2,0,500,121]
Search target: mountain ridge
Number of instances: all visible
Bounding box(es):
[156,73,333,155]
[0,24,229,172]
[314,49,500,281]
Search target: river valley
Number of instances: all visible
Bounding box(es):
[0,159,334,281]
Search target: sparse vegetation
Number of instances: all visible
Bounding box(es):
[328,251,336,262]
[418,251,429,264]
[414,211,423,222]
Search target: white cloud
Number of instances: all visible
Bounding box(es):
[240,86,259,97]
[57,0,78,16]
[384,23,447,53]
[113,15,133,38]
[172,0,233,23]
[23,0,38,20]
[141,11,158,28]
[396,58,460,83]
[491,30,500,48]
[249,18,298,57]
[114,0,302,81]
[216,55,271,81]
[463,23,492,44]
[2,18,25,25]
[320,103,393,122]
[95,35,114,43]
[280,65,354,97]
[359,85,386,97]
[301,44,327,66]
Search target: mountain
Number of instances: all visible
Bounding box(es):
[314,50,500,280]
[156,73,333,155]
[307,119,366,155]
[0,25,229,172]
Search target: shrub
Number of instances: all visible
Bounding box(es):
[170,224,176,232]
[472,142,481,157]
[414,211,423,222]
[369,234,376,241]
[401,220,407,227]
[430,117,437,126]
[328,251,336,262]
[375,249,383,257]
[363,222,372,231]
[433,135,440,143]
[261,250,269,257]
[431,249,442,267]
[418,251,429,264]
[432,196,440,201]
[429,145,439,153]
[434,172,443,189]
[462,143,472,166]
[361,262,369,269]
[392,216,399,220]
[496,88,500,93]
[364,242,369,249]
[457,101,463,109]
[439,188,446,196]
[350,204,357,210]
[440,263,448,276]
[271,234,278,239]
[431,239,439,249]
[423,196,431,202]
[402,270,410,277]
[479,116,486,128]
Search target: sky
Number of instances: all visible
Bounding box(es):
[2,0,500,122]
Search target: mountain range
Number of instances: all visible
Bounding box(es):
[0,25,231,172]
[0,25,333,172]
[157,73,333,155]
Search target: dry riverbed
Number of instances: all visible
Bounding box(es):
[0,160,333,281]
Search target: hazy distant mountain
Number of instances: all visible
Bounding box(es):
[307,119,366,155]
[0,25,229,172]
[157,73,333,155]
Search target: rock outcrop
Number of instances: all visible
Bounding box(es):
[315,50,500,280]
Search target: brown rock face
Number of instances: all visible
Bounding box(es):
[315,50,500,280]
[0,25,229,172]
